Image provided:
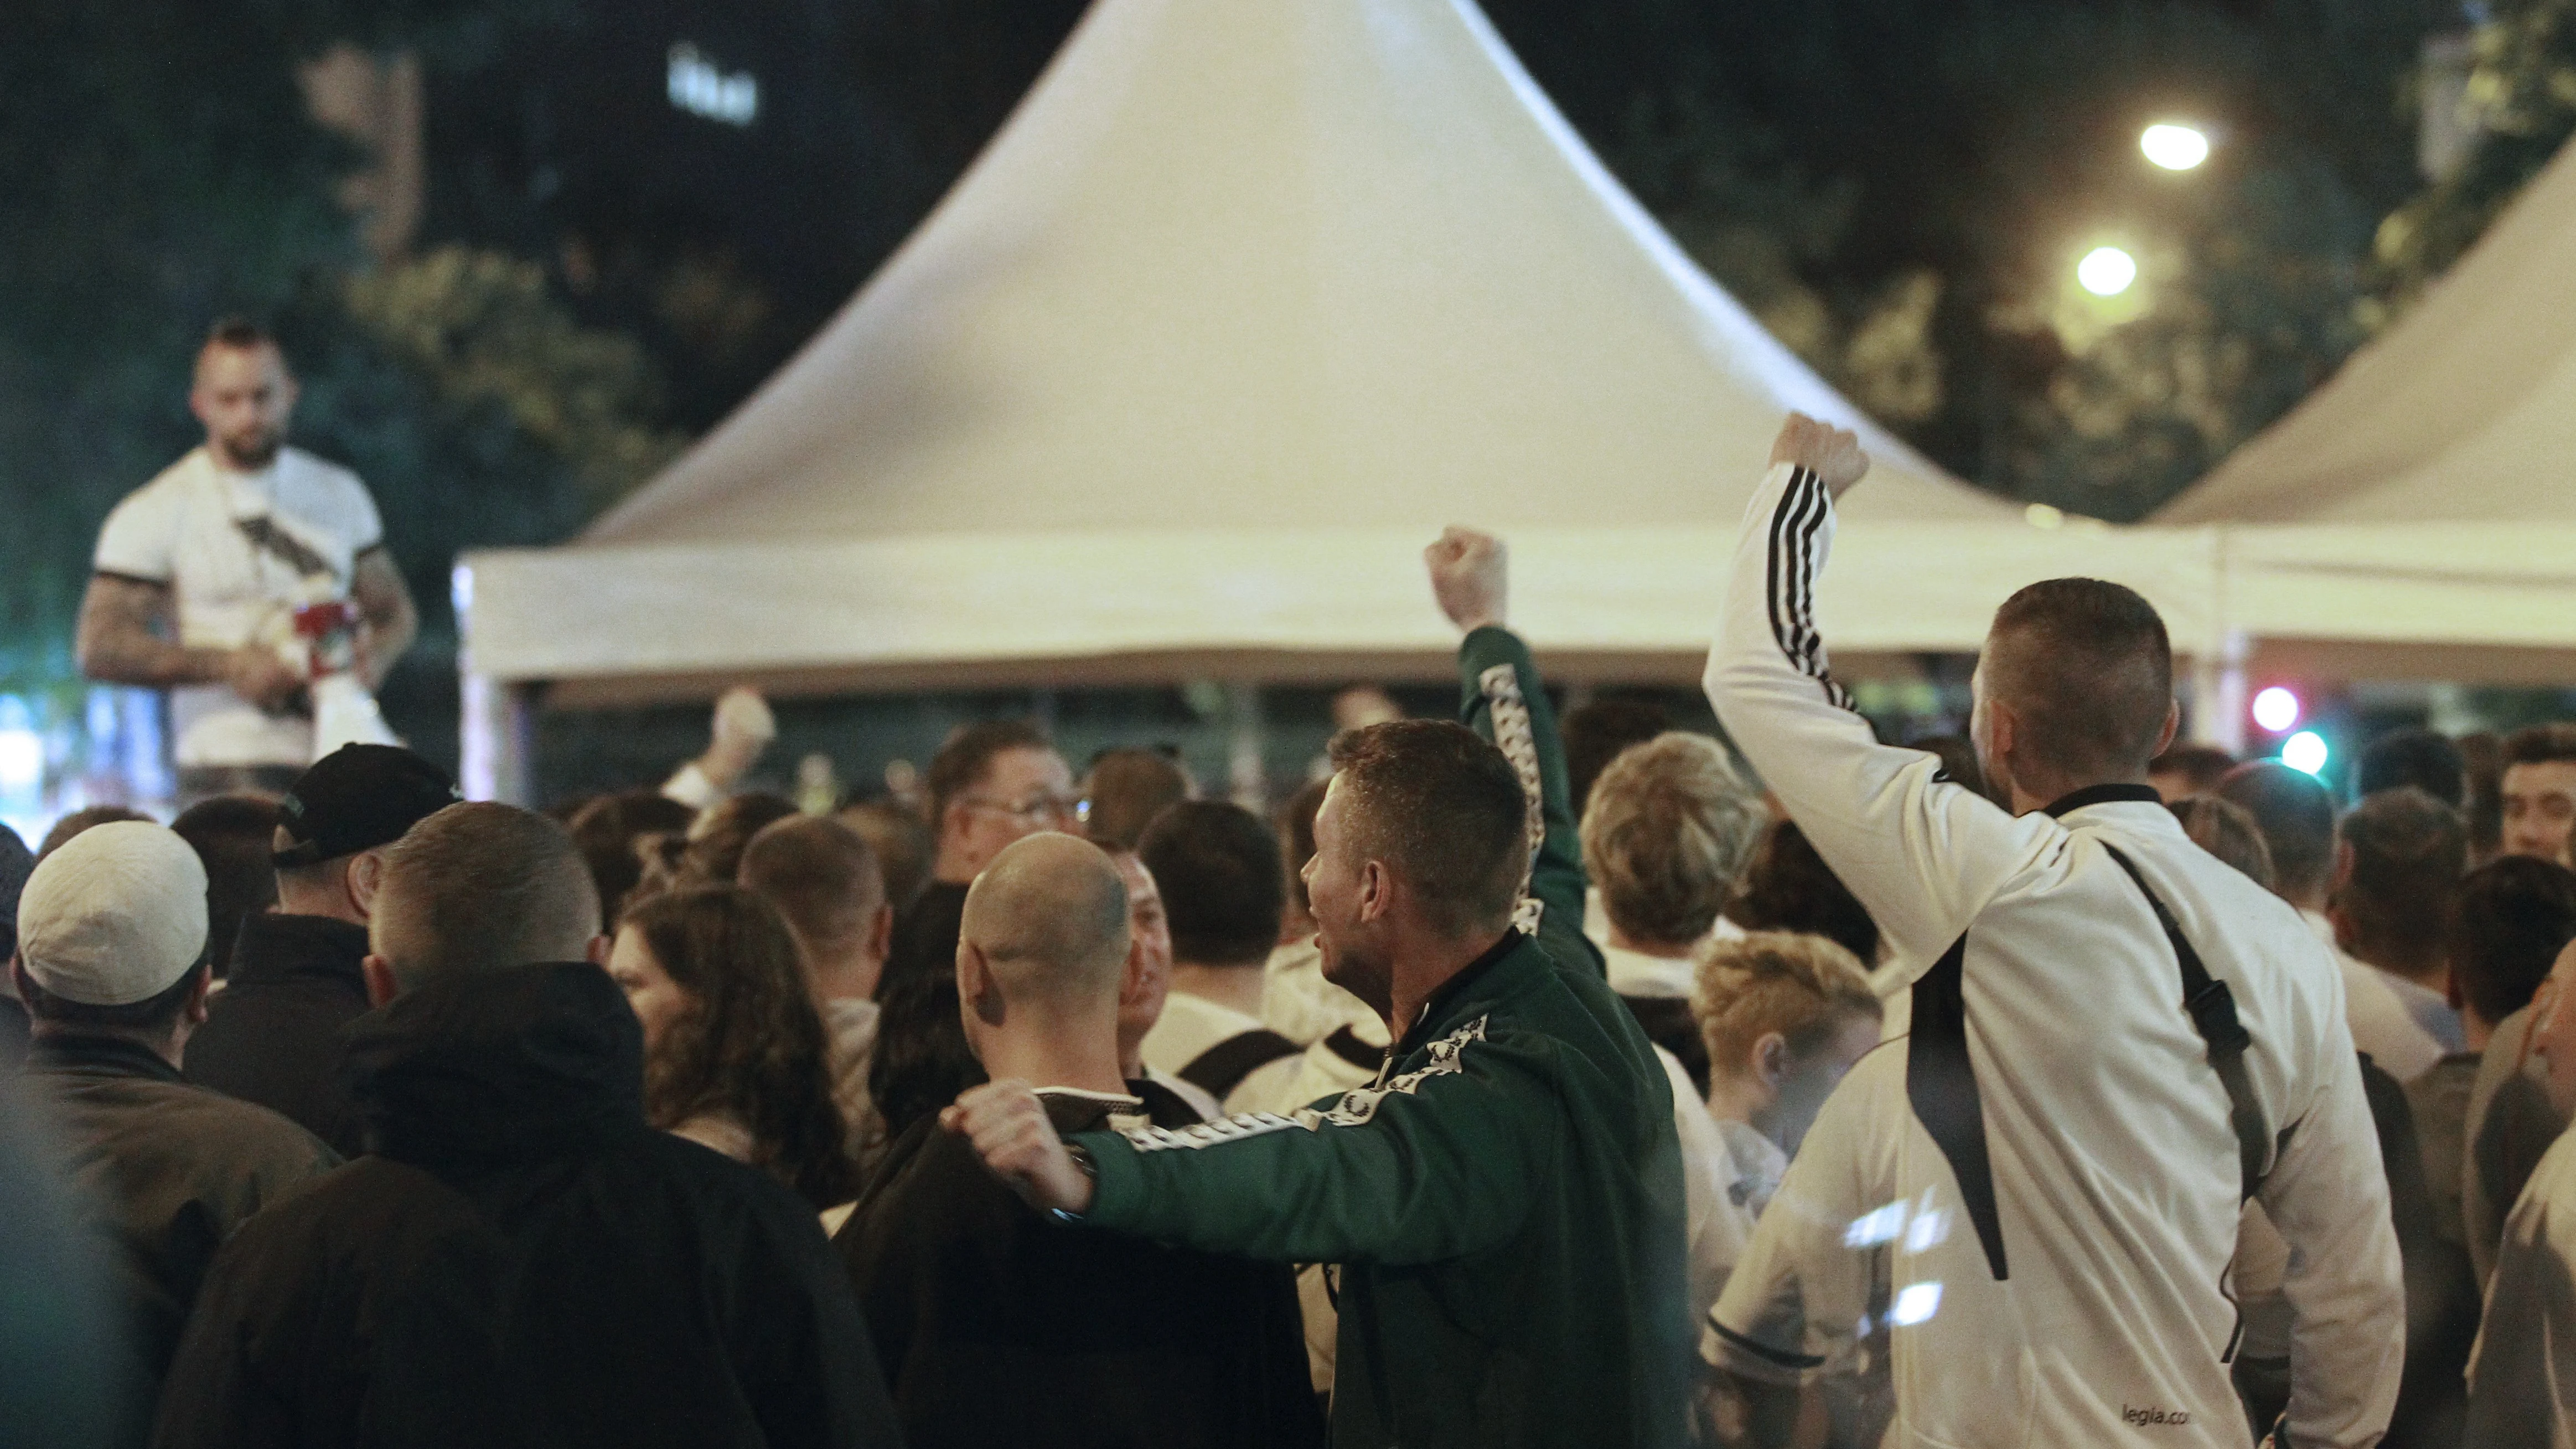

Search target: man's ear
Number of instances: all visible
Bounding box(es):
[183,962,214,1028]
[867,903,895,966]
[1753,1032,1791,1094]
[2153,700,2181,760]
[1354,860,1393,924]
[1986,697,2019,763]
[346,851,385,918]
[957,941,1004,1027]
[361,954,401,1009]
[585,933,612,967]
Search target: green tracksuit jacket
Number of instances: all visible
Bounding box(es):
[1077,626,1692,1448]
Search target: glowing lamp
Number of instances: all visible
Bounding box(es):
[2282,731,2330,777]
[2077,246,2138,297]
[2141,124,2211,171]
[2251,686,2301,733]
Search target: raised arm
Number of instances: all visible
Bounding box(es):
[76,573,302,712]
[1702,415,2045,967]
[1426,528,1594,972]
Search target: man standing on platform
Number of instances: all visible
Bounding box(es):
[76,318,417,801]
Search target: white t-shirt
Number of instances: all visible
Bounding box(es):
[1662,1046,1768,1338]
[822,997,884,1174]
[1259,937,1374,1047]
[1605,941,1698,1001]
[93,446,384,768]
[2301,909,2446,1084]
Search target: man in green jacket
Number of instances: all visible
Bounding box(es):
[948,529,1691,1448]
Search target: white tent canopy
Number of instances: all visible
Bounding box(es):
[2156,136,2576,677]
[459,0,2199,794]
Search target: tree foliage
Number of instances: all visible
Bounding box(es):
[2375,0,2576,307]
[0,1,664,710]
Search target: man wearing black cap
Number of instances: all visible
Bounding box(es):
[183,743,459,1155]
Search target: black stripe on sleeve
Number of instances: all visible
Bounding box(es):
[1709,1318,1827,1371]
[1764,472,1808,667]
[1762,468,1856,712]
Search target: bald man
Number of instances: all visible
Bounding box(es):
[79,318,416,801]
[1695,416,2402,1448]
[835,835,1318,1449]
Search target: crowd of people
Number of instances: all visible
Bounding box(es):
[13,357,2576,1448]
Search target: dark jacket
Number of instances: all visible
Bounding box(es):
[19,1034,338,1386]
[839,1089,1322,1449]
[153,962,902,1449]
[184,913,374,1156]
[1075,628,1693,1449]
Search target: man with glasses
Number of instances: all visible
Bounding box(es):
[880,721,1079,1046]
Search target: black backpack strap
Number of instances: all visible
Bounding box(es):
[1179,1028,1303,1102]
[1906,930,2010,1281]
[1321,1024,1387,1074]
[2101,844,2272,1200]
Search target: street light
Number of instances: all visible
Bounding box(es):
[2077,246,2138,297]
[2141,123,2210,172]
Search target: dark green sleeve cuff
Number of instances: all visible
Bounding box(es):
[1457,624,1533,692]
[1072,1130,1145,1228]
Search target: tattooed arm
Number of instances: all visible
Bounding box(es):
[76,573,302,711]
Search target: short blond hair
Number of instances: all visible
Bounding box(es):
[1692,930,1881,1075]
[1580,733,1764,947]
[372,803,601,990]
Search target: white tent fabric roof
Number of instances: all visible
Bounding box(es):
[2156,136,2576,665]
[464,0,2179,702]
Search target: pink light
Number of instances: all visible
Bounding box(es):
[2251,686,2301,734]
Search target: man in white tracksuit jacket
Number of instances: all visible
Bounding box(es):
[1699,416,2403,1448]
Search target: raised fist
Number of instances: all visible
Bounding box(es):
[1768,413,1871,500]
[1425,527,1508,635]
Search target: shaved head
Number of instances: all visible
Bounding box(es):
[960,833,1132,1010]
[1979,578,2174,786]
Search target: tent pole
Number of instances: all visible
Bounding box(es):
[460,672,534,805]
[1225,681,1267,813]
[2188,631,2249,755]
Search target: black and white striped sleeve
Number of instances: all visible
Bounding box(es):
[1761,467,1857,712]
[1704,460,2042,967]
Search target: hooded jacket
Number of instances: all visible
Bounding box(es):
[153,961,900,1449]
[183,913,374,1156]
